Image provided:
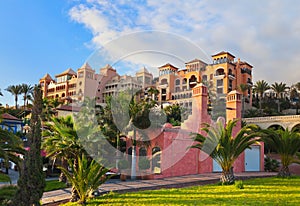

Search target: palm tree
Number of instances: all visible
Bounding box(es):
[58,153,110,204]
[42,116,84,180]
[253,80,270,110]
[42,98,63,121]
[290,88,300,114]
[190,119,261,184]
[147,87,159,101]
[98,96,127,169]
[21,83,33,109]
[6,84,22,109]
[271,82,288,112]
[42,115,85,202]
[0,128,25,174]
[262,128,300,177]
[271,82,288,99]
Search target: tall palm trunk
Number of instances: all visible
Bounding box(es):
[220,167,235,184]
[70,158,80,202]
[59,158,68,183]
[259,94,263,110]
[278,165,291,177]
[24,95,26,110]
[15,95,18,109]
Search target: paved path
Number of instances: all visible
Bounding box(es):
[41,172,277,205]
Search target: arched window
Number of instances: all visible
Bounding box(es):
[152,147,161,174]
[139,147,147,157]
[127,147,132,165]
[189,75,197,88]
[161,78,168,85]
[182,78,187,85]
[216,68,225,76]
[268,125,284,131]
[292,124,300,132]
[175,79,180,85]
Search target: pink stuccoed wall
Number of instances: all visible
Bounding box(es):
[125,84,264,179]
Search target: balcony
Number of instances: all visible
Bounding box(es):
[228,73,235,80]
[214,73,225,79]
[189,81,197,85]
[158,83,168,89]
[247,80,253,86]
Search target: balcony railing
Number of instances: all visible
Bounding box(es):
[228,73,235,79]
[214,73,225,79]
[247,80,253,86]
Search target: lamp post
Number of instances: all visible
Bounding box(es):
[23,124,31,147]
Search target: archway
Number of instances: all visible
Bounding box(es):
[189,75,197,89]
[152,147,161,174]
[292,124,300,132]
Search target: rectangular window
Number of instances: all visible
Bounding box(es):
[217,87,223,94]
[217,79,223,87]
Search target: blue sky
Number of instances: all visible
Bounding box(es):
[1,0,300,106]
[0,0,92,106]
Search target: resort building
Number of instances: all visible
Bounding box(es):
[156,51,253,112]
[40,63,154,104]
[39,51,252,112]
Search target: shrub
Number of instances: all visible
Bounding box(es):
[235,180,244,189]
[118,159,129,171]
[264,156,280,172]
[138,157,150,170]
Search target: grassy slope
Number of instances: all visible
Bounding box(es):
[64,176,300,206]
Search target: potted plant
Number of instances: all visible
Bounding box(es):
[138,157,152,180]
[118,159,129,181]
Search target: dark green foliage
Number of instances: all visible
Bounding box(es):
[5,84,22,109]
[264,156,280,172]
[12,86,45,206]
[262,128,300,177]
[118,159,129,170]
[190,119,261,184]
[0,129,25,173]
[164,104,182,125]
[58,153,110,204]
[138,157,150,170]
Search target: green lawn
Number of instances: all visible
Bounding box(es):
[44,180,67,192]
[0,179,67,204]
[0,185,17,205]
[0,173,11,183]
[63,176,300,206]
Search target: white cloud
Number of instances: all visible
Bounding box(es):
[69,0,300,85]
